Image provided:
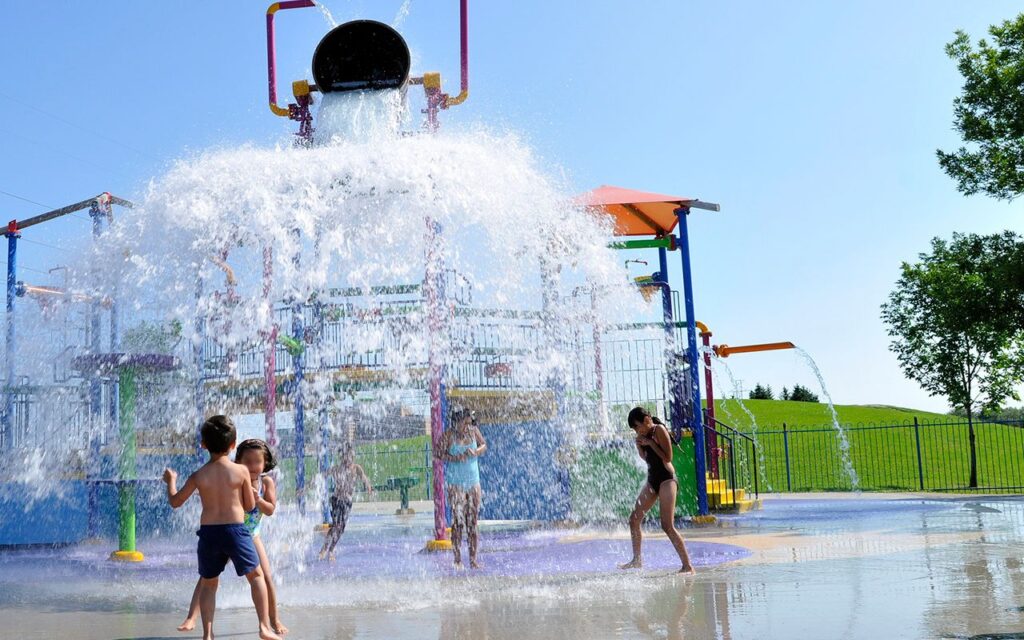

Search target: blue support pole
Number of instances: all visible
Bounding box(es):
[95,204,120,454]
[675,207,709,516]
[3,230,18,449]
[314,299,331,525]
[88,205,104,460]
[89,203,110,538]
[291,230,306,514]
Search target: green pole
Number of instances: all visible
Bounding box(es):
[113,367,141,561]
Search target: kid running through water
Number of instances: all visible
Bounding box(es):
[319,443,373,562]
[178,438,287,635]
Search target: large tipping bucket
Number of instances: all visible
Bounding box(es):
[312,20,411,93]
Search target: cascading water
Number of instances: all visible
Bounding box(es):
[393,0,413,27]
[0,12,740,620]
[794,347,859,490]
[0,83,658,549]
[705,350,773,492]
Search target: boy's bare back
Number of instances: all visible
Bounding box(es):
[190,457,252,525]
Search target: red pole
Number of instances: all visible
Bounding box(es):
[700,329,718,478]
[424,218,448,545]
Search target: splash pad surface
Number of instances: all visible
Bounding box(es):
[5,495,1024,639]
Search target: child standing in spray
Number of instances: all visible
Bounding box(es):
[163,416,281,640]
[178,438,287,635]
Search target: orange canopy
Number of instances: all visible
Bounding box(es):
[576,185,719,237]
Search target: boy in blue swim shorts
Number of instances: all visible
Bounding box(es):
[163,416,281,640]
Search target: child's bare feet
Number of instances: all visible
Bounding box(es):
[328,553,336,563]
[619,559,642,570]
[679,565,695,575]
[469,559,483,570]
[177,617,196,632]
[318,549,327,561]
[273,620,289,635]
[259,623,283,640]
[453,560,464,570]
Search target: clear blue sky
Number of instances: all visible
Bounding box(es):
[1,1,1020,412]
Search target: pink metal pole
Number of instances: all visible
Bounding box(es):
[459,0,468,95]
[425,218,448,542]
[263,244,278,448]
[591,292,608,433]
[701,330,719,478]
[442,0,470,108]
[267,1,316,116]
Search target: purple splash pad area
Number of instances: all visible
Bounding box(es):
[70,352,180,373]
[0,518,748,586]
[314,527,748,579]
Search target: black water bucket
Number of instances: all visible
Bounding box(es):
[312,20,411,93]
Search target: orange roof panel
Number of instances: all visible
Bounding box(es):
[575,185,716,237]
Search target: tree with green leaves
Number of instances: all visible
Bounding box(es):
[881,231,1024,487]
[937,14,1024,200]
[789,384,820,403]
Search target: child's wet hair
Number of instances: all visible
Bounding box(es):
[627,406,651,429]
[201,415,236,454]
[236,438,277,472]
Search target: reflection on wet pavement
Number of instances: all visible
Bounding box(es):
[5,495,1024,639]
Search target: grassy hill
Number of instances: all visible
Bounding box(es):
[708,398,950,431]
[281,399,1014,500]
[703,399,1020,493]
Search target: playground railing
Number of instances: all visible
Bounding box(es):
[740,417,1024,494]
[704,413,759,502]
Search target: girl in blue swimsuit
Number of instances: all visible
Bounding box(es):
[438,409,488,569]
[179,439,287,635]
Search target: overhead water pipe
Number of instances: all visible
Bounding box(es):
[442,0,470,108]
[2,193,130,454]
[714,342,796,358]
[267,1,316,118]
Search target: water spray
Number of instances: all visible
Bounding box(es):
[266,0,469,140]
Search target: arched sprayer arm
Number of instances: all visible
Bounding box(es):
[442,0,469,108]
[713,342,796,358]
[267,1,316,117]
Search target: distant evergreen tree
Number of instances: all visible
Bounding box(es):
[749,384,774,400]
[781,387,791,401]
[790,384,820,403]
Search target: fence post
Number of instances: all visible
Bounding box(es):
[424,440,431,500]
[783,422,792,492]
[913,417,925,491]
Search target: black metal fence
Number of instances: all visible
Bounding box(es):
[745,417,1024,493]
[705,414,759,505]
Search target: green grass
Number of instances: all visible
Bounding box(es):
[709,398,948,429]
[277,435,431,503]
[275,400,1024,504]
[707,399,1024,493]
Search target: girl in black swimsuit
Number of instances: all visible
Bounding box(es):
[619,407,694,574]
